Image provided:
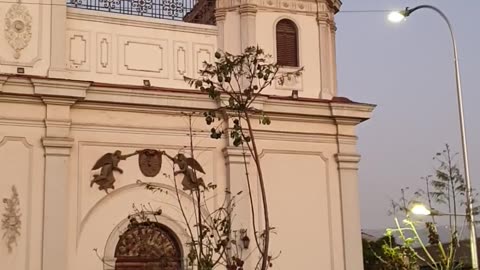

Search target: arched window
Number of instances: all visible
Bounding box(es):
[114,222,182,270]
[276,19,299,67]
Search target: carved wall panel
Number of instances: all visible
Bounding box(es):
[4,4,32,60]
[173,41,188,80]
[0,137,33,270]
[97,33,112,73]
[118,36,168,78]
[1,185,21,253]
[275,67,303,91]
[259,149,332,270]
[193,43,214,74]
[67,30,91,71]
[0,2,42,67]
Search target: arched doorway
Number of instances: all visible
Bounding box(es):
[114,221,183,270]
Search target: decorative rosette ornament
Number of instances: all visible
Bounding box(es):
[4,4,32,59]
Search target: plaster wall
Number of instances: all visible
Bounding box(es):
[64,9,218,89]
[0,77,371,270]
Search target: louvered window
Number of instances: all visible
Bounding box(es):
[276,19,298,67]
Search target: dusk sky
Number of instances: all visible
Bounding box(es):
[335,0,480,229]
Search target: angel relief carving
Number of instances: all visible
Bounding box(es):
[164,153,206,191]
[90,150,138,194]
[90,149,208,194]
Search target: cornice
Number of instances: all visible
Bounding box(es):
[223,146,251,165]
[0,75,8,92]
[217,0,339,15]
[327,0,342,13]
[42,137,75,156]
[239,4,258,14]
[0,75,374,127]
[329,101,375,125]
[0,94,42,105]
[67,8,218,36]
[31,78,91,99]
[335,153,361,170]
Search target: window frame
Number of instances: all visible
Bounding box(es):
[275,18,300,67]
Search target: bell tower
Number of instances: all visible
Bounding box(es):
[215,0,341,99]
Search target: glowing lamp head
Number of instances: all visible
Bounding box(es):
[410,203,431,216]
[388,11,407,23]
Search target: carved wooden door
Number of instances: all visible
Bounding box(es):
[114,222,182,270]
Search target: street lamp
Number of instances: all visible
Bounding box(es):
[388,5,478,269]
[409,202,468,217]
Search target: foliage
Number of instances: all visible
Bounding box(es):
[366,145,477,270]
[184,46,302,270]
[363,234,399,269]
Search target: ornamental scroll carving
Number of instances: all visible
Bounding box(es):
[1,185,21,253]
[4,3,32,59]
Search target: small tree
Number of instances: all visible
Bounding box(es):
[184,46,301,270]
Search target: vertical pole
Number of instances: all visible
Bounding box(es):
[406,5,478,269]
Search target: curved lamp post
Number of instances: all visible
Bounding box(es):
[388,5,478,269]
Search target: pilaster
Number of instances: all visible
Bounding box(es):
[223,146,255,268]
[215,9,227,50]
[223,146,252,228]
[48,0,68,76]
[36,78,86,270]
[41,137,74,270]
[317,12,335,99]
[329,21,338,97]
[335,152,363,270]
[239,4,257,51]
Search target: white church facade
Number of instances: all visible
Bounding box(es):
[0,0,375,269]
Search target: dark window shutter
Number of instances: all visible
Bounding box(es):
[276,19,298,67]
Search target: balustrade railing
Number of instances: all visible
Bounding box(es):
[67,0,197,21]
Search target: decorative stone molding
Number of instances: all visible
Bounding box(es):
[1,185,21,253]
[42,137,75,156]
[0,75,9,92]
[4,4,32,59]
[239,3,258,15]
[223,147,251,165]
[214,9,227,22]
[67,9,218,36]
[32,78,91,98]
[216,0,337,15]
[335,153,361,170]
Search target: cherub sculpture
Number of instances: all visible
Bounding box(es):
[164,152,207,191]
[90,150,137,194]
